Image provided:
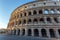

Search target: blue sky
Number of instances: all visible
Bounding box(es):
[0,0,34,29]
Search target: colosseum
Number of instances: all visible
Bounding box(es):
[7,0,60,40]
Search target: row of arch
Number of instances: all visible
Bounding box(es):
[15,17,59,25]
[12,9,60,19]
[9,17,60,27]
[11,28,60,38]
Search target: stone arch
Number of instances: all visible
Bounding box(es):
[41,29,47,37]
[24,12,27,16]
[28,19,32,23]
[47,17,51,23]
[28,29,32,36]
[18,20,21,25]
[33,10,37,15]
[22,29,25,36]
[49,29,55,38]
[34,29,39,36]
[23,19,26,24]
[39,10,43,14]
[17,29,20,35]
[44,9,49,14]
[33,18,38,23]
[28,11,31,15]
[39,18,44,22]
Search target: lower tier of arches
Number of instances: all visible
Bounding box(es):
[9,28,60,38]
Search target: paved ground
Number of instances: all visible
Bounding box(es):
[0,35,60,40]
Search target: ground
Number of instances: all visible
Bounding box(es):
[0,35,60,40]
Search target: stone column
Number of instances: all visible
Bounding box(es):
[16,29,18,35]
[26,19,27,24]
[42,9,44,14]
[57,17,60,23]
[25,28,28,36]
[38,28,42,37]
[46,28,50,38]
[44,17,47,23]
[48,9,50,14]
[20,29,22,36]
[50,17,55,23]
[37,10,39,14]
[55,28,59,38]
[54,9,57,14]
[32,28,34,36]
[32,18,33,24]
[10,30,12,35]
[31,10,33,15]
[12,30,14,35]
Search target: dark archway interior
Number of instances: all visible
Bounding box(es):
[28,29,31,36]
[47,18,51,23]
[34,19,38,23]
[14,30,16,35]
[22,29,25,36]
[18,29,20,35]
[41,29,47,37]
[33,10,37,15]
[34,29,39,36]
[49,29,55,38]
[40,18,44,22]
[58,29,60,35]
[28,19,31,23]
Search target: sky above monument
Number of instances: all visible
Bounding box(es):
[0,0,34,29]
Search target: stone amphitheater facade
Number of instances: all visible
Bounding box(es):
[7,0,60,40]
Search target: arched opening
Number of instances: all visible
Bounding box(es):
[28,11,31,15]
[17,29,20,35]
[39,18,44,23]
[18,20,21,25]
[22,29,25,36]
[23,19,26,24]
[28,29,31,36]
[20,14,22,17]
[33,18,38,23]
[14,29,16,35]
[34,29,39,36]
[24,12,26,16]
[49,29,55,38]
[15,21,17,25]
[47,17,51,23]
[39,10,43,14]
[41,29,47,37]
[17,15,19,18]
[58,29,60,36]
[57,9,60,14]
[28,19,31,23]
[50,9,55,14]
[54,17,58,23]
[44,9,49,14]
[33,10,37,15]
